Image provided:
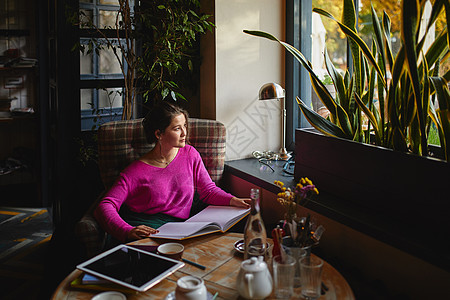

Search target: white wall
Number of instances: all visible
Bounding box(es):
[215,0,285,161]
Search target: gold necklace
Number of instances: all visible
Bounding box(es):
[153,157,171,165]
[152,149,177,165]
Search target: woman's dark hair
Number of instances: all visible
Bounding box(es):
[143,101,189,144]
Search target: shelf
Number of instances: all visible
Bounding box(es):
[0,115,37,123]
[0,29,30,36]
[0,169,35,186]
[0,117,14,123]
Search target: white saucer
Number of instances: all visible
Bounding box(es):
[234,239,270,254]
[165,291,214,300]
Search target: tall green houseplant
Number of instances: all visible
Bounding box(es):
[138,0,214,104]
[76,0,214,119]
[245,0,450,161]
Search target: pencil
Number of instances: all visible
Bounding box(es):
[182,258,206,270]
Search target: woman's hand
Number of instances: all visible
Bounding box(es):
[127,225,159,241]
[230,197,251,209]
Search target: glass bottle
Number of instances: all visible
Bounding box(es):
[244,188,268,260]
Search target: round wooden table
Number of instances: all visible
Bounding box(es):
[51,232,354,299]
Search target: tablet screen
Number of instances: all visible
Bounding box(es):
[77,244,184,292]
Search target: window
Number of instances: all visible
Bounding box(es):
[288,0,447,146]
[79,0,134,130]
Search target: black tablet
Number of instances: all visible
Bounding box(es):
[77,244,184,292]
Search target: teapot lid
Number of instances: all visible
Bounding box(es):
[241,256,267,272]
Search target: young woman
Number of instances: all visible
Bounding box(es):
[94,101,250,244]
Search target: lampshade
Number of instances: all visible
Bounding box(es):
[259,83,285,101]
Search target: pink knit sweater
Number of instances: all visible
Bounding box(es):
[94,145,233,242]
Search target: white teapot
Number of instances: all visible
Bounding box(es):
[236,256,273,299]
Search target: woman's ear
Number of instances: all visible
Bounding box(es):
[155,130,161,140]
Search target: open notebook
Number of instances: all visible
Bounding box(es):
[151,205,250,240]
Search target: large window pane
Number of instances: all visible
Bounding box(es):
[431,1,449,77]
[99,46,122,74]
[100,0,119,5]
[79,0,130,130]
[359,0,402,59]
[311,0,345,116]
[312,0,346,76]
[99,88,122,109]
[79,9,93,29]
[80,50,93,74]
[99,10,119,28]
[80,89,93,110]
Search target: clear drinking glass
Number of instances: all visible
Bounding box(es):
[299,256,323,300]
[273,255,296,299]
[283,246,309,287]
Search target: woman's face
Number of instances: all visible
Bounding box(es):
[158,113,187,149]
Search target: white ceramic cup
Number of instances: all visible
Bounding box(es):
[175,275,207,300]
[157,242,184,260]
[91,291,126,300]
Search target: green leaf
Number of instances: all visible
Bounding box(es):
[354,92,381,144]
[189,10,199,18]
[336,104,353,137]
[313,8,386,88]
[429,78,450,160]
[410,115,421,154]
[402,0,427,153]
[421,53,430,121]
[391,127,409,152]
[390,46,405,90]
[243,30,279,42]
[341,0,362,94]
[162,88,169,99]
[444,68,450,82]
[445,0,450,48]
[371,5,386,79]
[310,74,338,119]
[430,77,450,111]
[426,0,449,49]
[342,0,356,30]
[428,0,446,30]
[175,92,187,101]
[296,97,349,139]
[424,29,449,69]
[382,11,394,68]
[324,48,345,106]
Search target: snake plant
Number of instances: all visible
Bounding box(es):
[244,0,450,161]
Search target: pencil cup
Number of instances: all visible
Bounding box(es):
[175,276,207,300]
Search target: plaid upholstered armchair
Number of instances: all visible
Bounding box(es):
[75,118,227,258]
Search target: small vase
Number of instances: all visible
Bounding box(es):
[282,236,313,287]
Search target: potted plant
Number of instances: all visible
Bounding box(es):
[74,0,214,119]
[273,177,324,287]
[245,0,449,159]
[244,0,449,255]
[273,178,322,248]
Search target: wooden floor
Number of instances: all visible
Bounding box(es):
[0,206,52,299]
[0,195,85,300]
